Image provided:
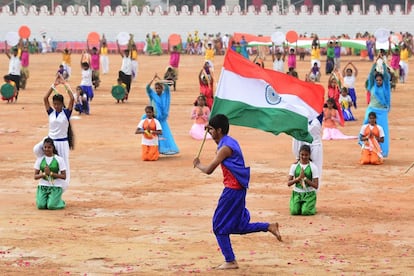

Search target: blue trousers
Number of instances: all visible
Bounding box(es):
[213,187,269,262]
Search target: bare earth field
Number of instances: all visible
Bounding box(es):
[0,51,413,275]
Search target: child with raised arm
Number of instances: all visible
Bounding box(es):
[87,41,100,89]
[327,73,344,126]
[342,61,358,108]
[100,34,109,75]
[33,74,74,191]
[272,45,285,72]
[135,106,162,161]
[287,47,297,70]
[199,62,214,109]
[145,73,179,155]
[61,48,72,80]
[117,40,132,99]
[79,55,93,114]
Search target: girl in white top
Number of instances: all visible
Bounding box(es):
[342,62,358,108]
[272,44,285,72]
[292,115,323,189]
[117,41,133,98]
[5,44,21,94]
[80,52,94,106]
[34,138,67,209]
[288,145,319,215]
[135,106,163,161]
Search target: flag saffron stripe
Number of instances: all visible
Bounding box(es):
[223,49,325,113]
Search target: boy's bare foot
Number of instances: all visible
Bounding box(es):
[268,222,282,242]
[215,260,239,270]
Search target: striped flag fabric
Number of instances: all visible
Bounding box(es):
[211,49,325,143]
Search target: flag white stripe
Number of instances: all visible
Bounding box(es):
[216,69,319,119]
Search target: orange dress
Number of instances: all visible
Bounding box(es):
[360,124,384,165]
[139,118,161,161]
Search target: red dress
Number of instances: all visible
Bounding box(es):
[327,85,344,126]
[199,78,214,110]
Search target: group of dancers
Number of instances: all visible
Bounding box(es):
[24,31,399,272]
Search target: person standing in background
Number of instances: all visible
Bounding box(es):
[5,43,21,99]
[117,40,132,99]
[19,40,30,90]
[169,45,181,85]
[100,34,109,75]
[61,48,72,80]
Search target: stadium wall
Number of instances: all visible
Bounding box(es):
[0,4,413,44]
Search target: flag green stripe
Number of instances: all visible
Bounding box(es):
[211,98,313,143]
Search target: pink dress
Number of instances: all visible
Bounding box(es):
[189,106,212,140]
[90,53,100,70]
[287,53,296,69]
[322,108,357,140]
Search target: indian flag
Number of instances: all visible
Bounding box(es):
[211,49,325,143]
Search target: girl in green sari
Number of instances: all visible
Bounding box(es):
[151,33,163,55]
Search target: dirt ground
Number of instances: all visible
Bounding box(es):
[0,51,413,275]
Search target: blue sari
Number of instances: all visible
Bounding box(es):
[144,84,179,155]
[364,63,391,157]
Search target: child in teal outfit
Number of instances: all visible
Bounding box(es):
[287,145,319,215]
[33,138,67,210]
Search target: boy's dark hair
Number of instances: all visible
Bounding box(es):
[209,114,229,135]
